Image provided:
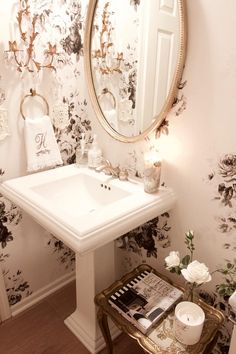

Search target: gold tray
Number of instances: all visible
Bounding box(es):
[95,264,225,354]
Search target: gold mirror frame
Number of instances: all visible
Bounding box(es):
[84,0,187,143]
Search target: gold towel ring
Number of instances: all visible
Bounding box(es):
[98,88,116,109]
[20,89,49,120]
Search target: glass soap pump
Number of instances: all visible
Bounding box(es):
[76,133,88,166]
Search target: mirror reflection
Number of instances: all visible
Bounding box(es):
[89,0,185,140]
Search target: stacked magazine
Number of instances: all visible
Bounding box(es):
[108,270,183,334]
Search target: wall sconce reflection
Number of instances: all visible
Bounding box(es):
[92,2,124,75]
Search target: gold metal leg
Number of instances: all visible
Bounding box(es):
[97,307,113,354]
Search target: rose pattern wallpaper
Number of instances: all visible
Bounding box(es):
[0,1,235,353]
[60,1,84,59]
[47,236,75,271]
[116,213,171,258]
[55,92,92,165]
[0,170,31,305]
[202,153,236,353]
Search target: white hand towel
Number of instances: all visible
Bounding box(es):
[24,115,63,172]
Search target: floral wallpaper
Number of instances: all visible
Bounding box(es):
[200,153,236,353]
[116,213,171,258]
[47,236,75,271]
[0,174,22,249]
[130,0,141,11]
[4,269,32,307]
[0,169,31,305]
[198,290,234,354]
[55,92,92,165]
[60,1,84,59]
[209,154,236,246]
[212,154,236,208]
[0,1,235,353]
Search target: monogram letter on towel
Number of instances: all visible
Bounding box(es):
[24,115,63,172]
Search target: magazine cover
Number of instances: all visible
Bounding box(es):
[109,270,183,333]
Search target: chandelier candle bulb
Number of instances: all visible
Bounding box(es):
[143,151,162,193]
[174,301,205,345]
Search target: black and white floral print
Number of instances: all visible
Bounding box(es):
[209,154,236,208]
[4,269,32,306]
[223,242,236,251]
[60,1,83,59]
[116,213,171,258]
[155,80,187,138]
[0,220,13,249]
[217,216,236,234]
[47,236,75,270]
[219,154,236,181]
[130,0,141,10]
[0,170,22,248]
[0,169,32,305]
[55,92,92,165]
[198,290,233,354]
[206,153,236,351]
[216,154,236,208]
[208,153,236,236]
[0,253,9,263]
[155,119,170,138]
[118,37,139,115]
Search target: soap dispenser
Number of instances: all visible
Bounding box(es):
[88,134,103,168]
[76,133,88,166]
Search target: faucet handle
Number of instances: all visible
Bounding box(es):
[118,168,128,181]
[95,159,128,180]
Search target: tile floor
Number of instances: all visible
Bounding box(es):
[0,282,145,354]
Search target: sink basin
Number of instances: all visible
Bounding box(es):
[0,164,176,254]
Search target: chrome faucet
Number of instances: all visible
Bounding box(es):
[96,159,128,181]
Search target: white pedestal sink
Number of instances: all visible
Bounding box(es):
[65,243,119,353]
[0,164,176,353]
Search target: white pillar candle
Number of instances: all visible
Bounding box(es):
[174,301,205,345]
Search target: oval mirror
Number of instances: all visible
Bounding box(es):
[85,0,187,142]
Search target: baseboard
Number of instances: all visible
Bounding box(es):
[11,271,75,317]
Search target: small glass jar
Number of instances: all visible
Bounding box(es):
[76,146,88,166]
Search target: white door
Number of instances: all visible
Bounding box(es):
[135,0,180,133]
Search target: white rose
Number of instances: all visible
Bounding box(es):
[181,260,212,284]
[165,251,181,269]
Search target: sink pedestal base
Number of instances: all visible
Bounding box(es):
[64,243,120,353]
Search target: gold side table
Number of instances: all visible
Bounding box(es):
[94,264,225,354]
